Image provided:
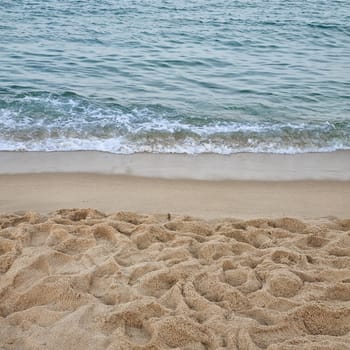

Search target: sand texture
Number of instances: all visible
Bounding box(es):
[1,209,350,349]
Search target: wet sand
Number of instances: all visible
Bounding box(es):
[1,174,350,219]
[1,150,349,218]
[1,150,350,180]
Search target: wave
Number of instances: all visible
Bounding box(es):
[0,92,349,154]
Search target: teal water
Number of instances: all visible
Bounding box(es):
[0,0,349,153]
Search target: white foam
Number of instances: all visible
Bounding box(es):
[0,135,348,155]
[0,95,349,154]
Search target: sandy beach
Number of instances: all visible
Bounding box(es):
[1,210,350,349]
[1,174,350,219]
[1,151,349,349]
[0,150,350,218]
[2,0,349,347]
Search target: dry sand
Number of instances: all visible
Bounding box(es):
[0,209,350,349]
[1,151,349,349]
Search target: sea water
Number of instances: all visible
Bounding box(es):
[0,0,349,154]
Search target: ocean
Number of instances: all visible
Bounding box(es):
[0,0,349,154]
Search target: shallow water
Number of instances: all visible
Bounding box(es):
[0,0,349,153]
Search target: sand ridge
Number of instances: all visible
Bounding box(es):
[0,209,350,349]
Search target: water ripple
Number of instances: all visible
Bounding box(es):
[0,0,349,153]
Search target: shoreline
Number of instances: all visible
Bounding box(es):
[1,150,350,180]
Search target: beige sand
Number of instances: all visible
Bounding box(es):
[1,174,350,219]
[0,209,349,349]
[1,151,349,348]
[1,150,349,218]
[1,150,350,180]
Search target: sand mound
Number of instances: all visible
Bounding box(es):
[0,210,349,349]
